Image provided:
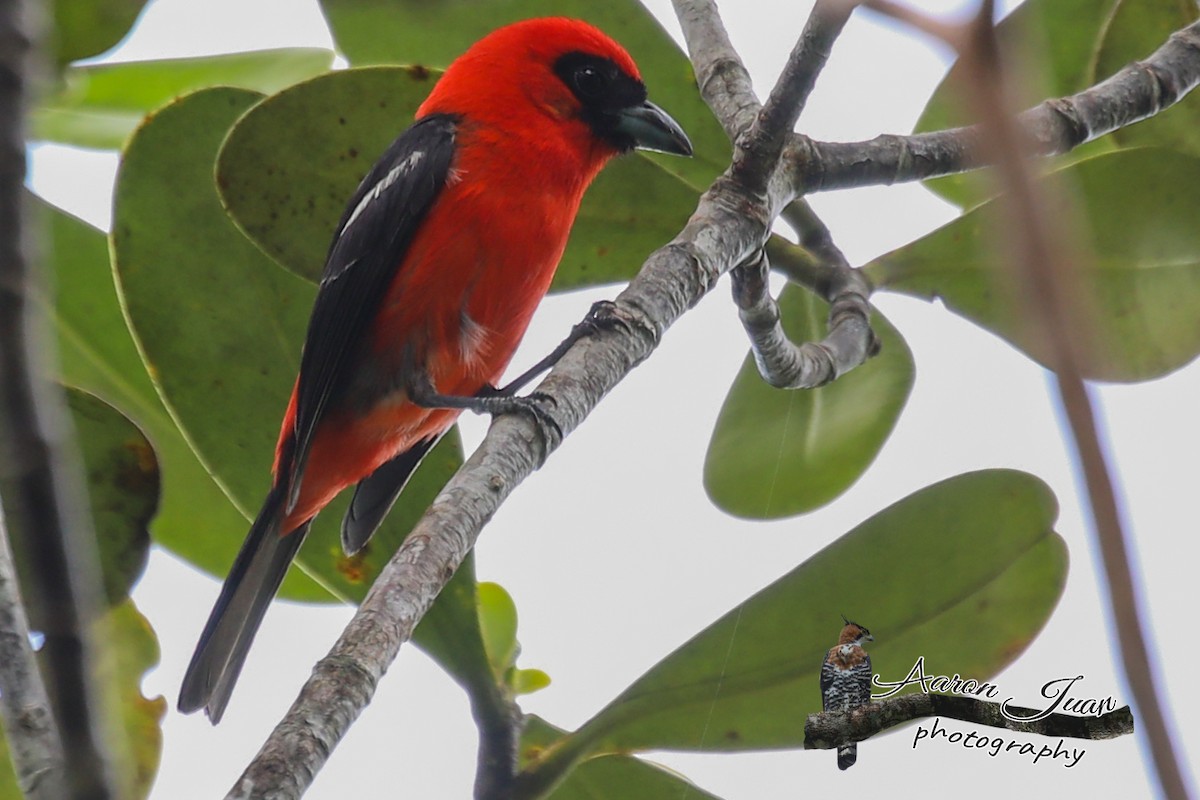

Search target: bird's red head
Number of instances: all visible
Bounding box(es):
[418,17,692,168]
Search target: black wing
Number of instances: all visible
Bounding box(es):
[341,432,442,554]
[852,652,873,707]
[283,114,459,509]
[820,652,835,711]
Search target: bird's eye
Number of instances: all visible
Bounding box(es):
[573,65,609,98]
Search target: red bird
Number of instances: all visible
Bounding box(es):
[179,17,692,722]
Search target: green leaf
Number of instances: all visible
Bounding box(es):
[866,147,1200,382]
[99,601,167,799]
[1097,0,1200,157]
[512,668,552,697]
[49,0,147,68]
[215,66,440,282]
[478,581,520,679]
[215,67,697,292]
[704,287,913,518]
[319,0,729,191]
[521,717,724,800]
[476,582,551,696]
[65,388,157,605]
[40,196,330,601]
[33,49,334,150]
[564,470,1065,754]
[914,0,1120,207]
[110,87,490,686]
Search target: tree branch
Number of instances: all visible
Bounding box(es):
[686,0,878,392]
[0,2,117,798]
[670,0,761,141]
[471,685,522,800]
[804,694,1134,750]
[794,17,1200,192]
[0,511,67,800]
[731,244,878,389]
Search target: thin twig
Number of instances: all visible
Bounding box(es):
[878,2,1192,797]
[670,0,761,141]
[794,17,1200,191]
[856,0,964,45]
[731,245,877,389]
[805,693,1134,750]
[0,512,67,800]
[734,0,854,194]
[781,199,850,271]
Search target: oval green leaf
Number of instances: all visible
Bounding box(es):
[49,0,147,68]
[65,388,157,605]
[512,668,551,697]
[41,196,329,601]
[215,67,698,292]
[215,66,440,282]
[110,86,495,689]
[34,48,334,150]
[521,717,724,800]
[98,600,167,799]
[478,581,520,679]
[477,582,551,696]
[866,147,1200,382]
[913,0,1120,207]
[564,470,1065,754]
[704,286,913,518]
[319,0,729,191]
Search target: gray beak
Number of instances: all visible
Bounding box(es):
[614,100,693,157]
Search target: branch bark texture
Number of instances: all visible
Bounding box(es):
[734,0,851,194]
[731,249,876,388]
[795,18,1200,192]
[0,512,67,799]
[804,694,1134,750]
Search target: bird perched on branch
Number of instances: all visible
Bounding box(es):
[821,617,875,769]
[179,17,692,723]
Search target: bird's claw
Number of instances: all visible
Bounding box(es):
[576,299,633,337]
[489,393,562,444]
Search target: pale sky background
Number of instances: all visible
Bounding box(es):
[27,0,1199,798]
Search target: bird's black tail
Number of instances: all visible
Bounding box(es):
[838,742,857,770]
[178,484,309,724]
